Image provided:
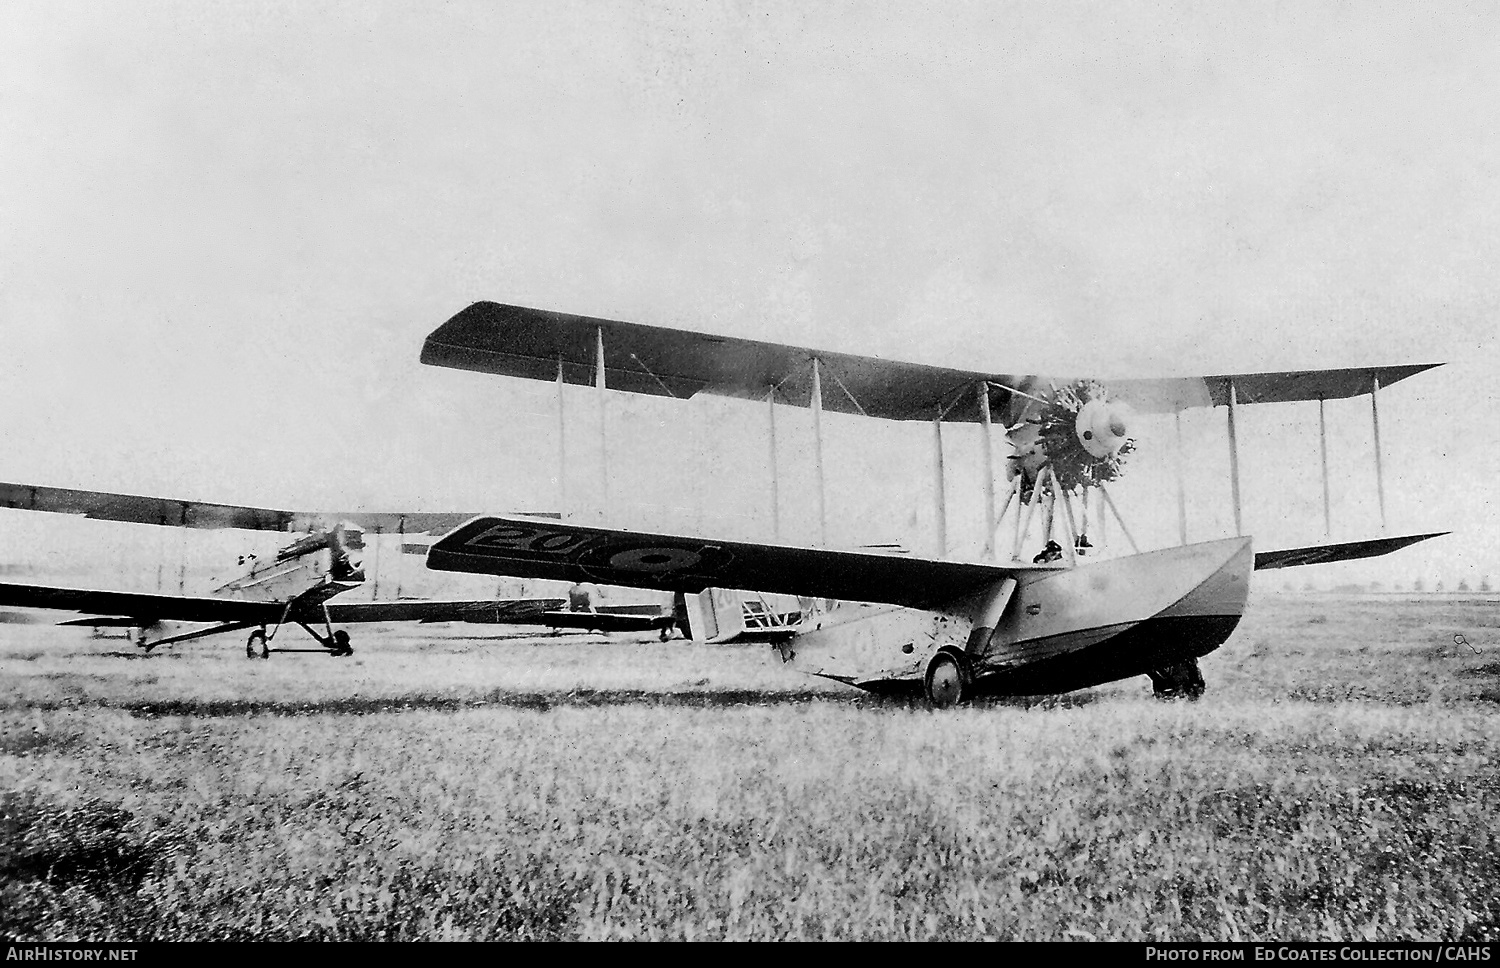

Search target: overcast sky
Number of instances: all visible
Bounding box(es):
[1,1,1496,589]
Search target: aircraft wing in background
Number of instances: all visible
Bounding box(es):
[0,580,673,636]
[0,581,286,625]
[327,598,673,632]
[0,480,552,534]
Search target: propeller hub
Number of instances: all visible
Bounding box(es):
[1075,398,1131,459]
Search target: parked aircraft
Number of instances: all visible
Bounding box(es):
[416,301,1446,705]
[0,482,673,656]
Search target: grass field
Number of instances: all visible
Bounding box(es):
[1,594,1496,941]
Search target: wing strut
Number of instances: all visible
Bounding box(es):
[977,382,996,559]
[1013,471,1041,561]
[370,523,382,598]
[1372,373,1386,532]
[596,326,609,523]
[556,355,568,518]
[395,515,406,598]
[1098,484,1140,554]
[144,620,261,651]
[1174,411,1188,546]
[1227,378,1243,536]
[766,388,780,541]
[931,413,947,556]
[1057,481,1081,566]
[992,475,1021,556]
[811,357,827,546]
[1318,395,1332,537]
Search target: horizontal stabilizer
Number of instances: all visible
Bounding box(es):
[534,610,676,633]
[1252,532,1448,570]
[422,301,1440,420]
[426,516,1042,610]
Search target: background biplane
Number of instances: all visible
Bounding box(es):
[417,301,1446,704]
[0,481,674,656]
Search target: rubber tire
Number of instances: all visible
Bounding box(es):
[924,651,969,709]
[247,630,269,660]
[1149,659,1205,700]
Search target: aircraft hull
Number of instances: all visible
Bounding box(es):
[970,614,1241,696]
[971,536,1252,696]
[782,536,1252,697]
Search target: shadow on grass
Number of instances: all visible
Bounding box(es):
[98,689,887,718]
[1453,660,1500,703]
[0,791,181,941]
[12,687,1111,718]
[0,729,78,757]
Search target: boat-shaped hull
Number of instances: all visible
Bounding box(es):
[972,536,1252,695]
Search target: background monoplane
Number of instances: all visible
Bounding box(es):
[0,481,674,656]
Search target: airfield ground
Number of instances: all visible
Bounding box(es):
[1,594,1496,941]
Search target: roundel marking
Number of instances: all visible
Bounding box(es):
[607,546,702,573]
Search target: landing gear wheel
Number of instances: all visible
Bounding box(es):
[330,630,353,657]
[247,629,269,660]
[924,651,970,709]
[1149,659,1205,700]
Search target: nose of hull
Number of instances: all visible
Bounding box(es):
[974,536,1252,696]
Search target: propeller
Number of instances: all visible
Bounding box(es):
[327,522,367,583]
[1007,380,1136,492]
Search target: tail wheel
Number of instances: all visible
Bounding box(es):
[247,629,269,660]
[924,651,970,709]
[331,630,353,657]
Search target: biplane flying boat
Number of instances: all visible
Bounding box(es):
[415,302,1446,705]
[0,482,674,656]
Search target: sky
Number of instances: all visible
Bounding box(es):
[0,0,1496,592]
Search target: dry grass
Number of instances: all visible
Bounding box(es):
[1,595,1497,941]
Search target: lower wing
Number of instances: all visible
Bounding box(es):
[425,516,1040,610]
[1253,533,1448,570]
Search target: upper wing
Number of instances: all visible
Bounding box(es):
[1252,533,1449,570]
[425,516,1039,610]
[420,301,1440,419]
[0,480,552,534]
[0,581,283,625]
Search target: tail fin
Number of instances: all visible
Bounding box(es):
[675,588,747,642]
